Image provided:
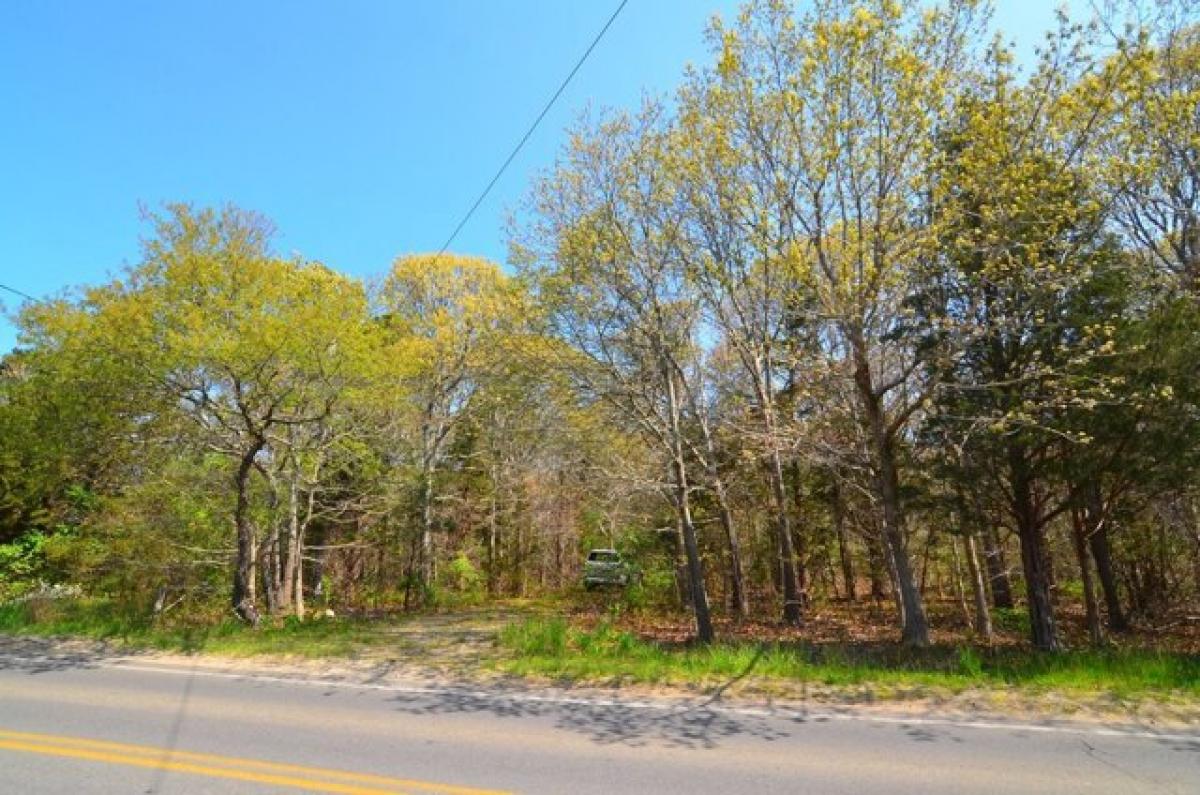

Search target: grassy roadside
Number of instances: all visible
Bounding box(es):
[0,597,412,658]
[4,596,1199,707]
[496,617,1200,702]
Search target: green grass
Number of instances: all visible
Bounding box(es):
[496,617,1200,700]
[5,597,1198,703]
[0,597,392,657]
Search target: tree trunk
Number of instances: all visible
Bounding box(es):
[672,515,691,609]
[312,541,328,605]
[294,552,305,617]
[263,532,281,615]
[281,466,300,612]
[711,471,749,619]
[1072,505,1104,647]
[882,528,906,628]
[750,367,803,627]
[487,465,500,596]
[950,533,970,625]
[152,585,168,623]
[232,442,264,627]
[1016,519,1059,651]
[981,526,1015,609]
[293,481,313,620]
[1009,445,1060,651]
[874,433,927,645]
[963,532,993,642]
[261,465,283,615]
[1084,481,1128,632]
[420,467,435,591]
[765,441,803,625]
[698,414,747,619]
[831,479,856,601]
[672,479,714,644]
[789,460,811,608]
[514,519,526,598]
[852,342,928,646]
[664,362,713,644]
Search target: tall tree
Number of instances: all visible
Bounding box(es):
[375,254,516,603]
[682,0,988,645]
[922,31,1139,649]
[95,205,371,623]
[517,107,717,642]
[1101,9,1200,291]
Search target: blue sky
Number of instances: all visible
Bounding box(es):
[0,1,1067,352]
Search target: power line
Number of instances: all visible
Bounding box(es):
[434,0,630,258]
[0,283,37,302]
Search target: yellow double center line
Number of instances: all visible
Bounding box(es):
[0,728,512,794]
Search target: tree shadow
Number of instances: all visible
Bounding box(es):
[0,634,147,674]
[388,647,790,749]
[1156,737,1200,754]
[389,682,791,749]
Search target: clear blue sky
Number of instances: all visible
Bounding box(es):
[0,0,1066,352]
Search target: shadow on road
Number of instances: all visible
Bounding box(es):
[1157,737,1200,754]
[389,675,1200,753]
[0,634,143,674]
[386,640,800,749]
[390,682,791,748]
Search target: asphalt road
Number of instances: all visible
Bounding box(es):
[0,643,1196,794]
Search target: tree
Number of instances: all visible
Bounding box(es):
[681,0,988,645]
[921,30,1140,649]
[674,48,809,626]
[92,205,372,624]
[517,106,717,642]
[375,253,517,604]
[1100,9,1200,291]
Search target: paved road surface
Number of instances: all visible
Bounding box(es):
[0,642,1196,794]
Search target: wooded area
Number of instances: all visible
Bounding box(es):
[2,0,1199,653]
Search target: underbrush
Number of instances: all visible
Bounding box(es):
[496,617,1200,699]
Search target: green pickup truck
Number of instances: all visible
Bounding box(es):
[582,549,637,590]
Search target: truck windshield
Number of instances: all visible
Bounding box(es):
[587,551,620,563]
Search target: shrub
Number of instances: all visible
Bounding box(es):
[957,646,983,677]
[993,607,1030,635]
[499,617,568,656]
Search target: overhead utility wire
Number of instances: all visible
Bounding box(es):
[0,283,37,302]
[433,0,630,258]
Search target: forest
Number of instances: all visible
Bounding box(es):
[2,0,1199,655]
